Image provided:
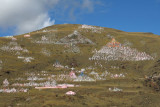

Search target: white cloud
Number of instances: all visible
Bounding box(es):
[0,0,58,34]
[15,13,55,34]
[0,0,99,35]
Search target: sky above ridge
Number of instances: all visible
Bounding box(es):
[0,0,160,37]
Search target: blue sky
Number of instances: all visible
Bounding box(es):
[0,0,160,37]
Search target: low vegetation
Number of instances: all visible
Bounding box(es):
[0,24,160,106]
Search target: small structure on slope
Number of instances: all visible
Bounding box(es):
[107,38,121,47]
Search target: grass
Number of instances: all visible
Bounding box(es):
[0,24,160,106]
[0,79,159,107]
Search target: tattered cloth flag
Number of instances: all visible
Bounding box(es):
[79,72,84,76]
[69,71,77,78]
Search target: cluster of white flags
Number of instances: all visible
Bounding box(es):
[90,45,154,61]
[80,25,104,33]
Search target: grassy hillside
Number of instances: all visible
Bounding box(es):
[0,24,160,106]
